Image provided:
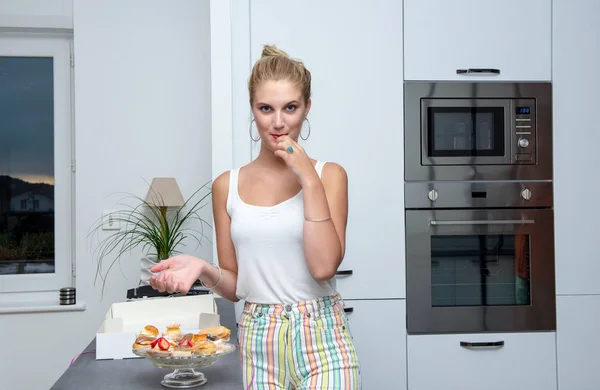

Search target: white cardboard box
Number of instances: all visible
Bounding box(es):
[96,295,221,360]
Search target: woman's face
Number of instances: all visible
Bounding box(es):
[251,79,311,151]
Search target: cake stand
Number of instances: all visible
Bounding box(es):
[133,343,236,388]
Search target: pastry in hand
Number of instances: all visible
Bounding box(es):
[163,322,184,344]
[197,325,231,341]
[191,340,216,355]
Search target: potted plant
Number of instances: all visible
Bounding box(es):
[88,178,212,296]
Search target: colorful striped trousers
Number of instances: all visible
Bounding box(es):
[238,294,361,389]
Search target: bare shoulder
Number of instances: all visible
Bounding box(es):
[321,162,348,185]
[212,171,231,201]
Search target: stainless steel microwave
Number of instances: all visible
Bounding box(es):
[404,82,553,182]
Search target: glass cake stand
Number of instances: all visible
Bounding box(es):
[132,343,236,388]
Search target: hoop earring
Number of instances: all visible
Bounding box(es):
[301,118,311,141]
[248,119,260,142]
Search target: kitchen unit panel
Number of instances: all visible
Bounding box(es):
[556,295,600,390]
[345,299,407,390]
[250,0,405,299]
[408,332,557,390]
[404,0,551,81]
[553,0,600,295]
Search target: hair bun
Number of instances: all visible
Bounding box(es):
[261,44,290,59]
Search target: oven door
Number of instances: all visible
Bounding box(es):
[421,98,511,166]
[406,208,556,334]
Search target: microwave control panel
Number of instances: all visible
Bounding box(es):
[513,99,536,164]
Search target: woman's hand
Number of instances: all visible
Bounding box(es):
[274,135,319,187]
[149,255,205,295]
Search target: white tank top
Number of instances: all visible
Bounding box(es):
[226,161,336,305]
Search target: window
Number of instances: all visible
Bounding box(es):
[0,33,73,293]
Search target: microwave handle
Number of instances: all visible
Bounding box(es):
[430,219,534,226]
[456,68,500,75]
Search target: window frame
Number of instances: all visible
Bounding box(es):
[0,32,75,294]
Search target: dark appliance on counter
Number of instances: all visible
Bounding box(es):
[404,82,555,335]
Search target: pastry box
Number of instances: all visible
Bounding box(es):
[96,294,220,360]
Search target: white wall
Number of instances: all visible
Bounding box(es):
[0,1,213,389]
[0,0,73,29]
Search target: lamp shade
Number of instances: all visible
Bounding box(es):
[144,177,185,207]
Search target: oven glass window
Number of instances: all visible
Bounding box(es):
[431,234,530,307]
[427,107,505,157]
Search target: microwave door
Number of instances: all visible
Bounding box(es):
[420,99,512,166]
[406,209,556,334]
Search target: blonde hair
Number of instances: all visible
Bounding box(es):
[248,44,312,105]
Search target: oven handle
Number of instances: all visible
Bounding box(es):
[460,341,505,349]
[430,219,534,226]
[456,68,501,75]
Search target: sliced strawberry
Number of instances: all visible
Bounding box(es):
[158,337,170,351]
[178,339,193,347]
[150,338,160,348]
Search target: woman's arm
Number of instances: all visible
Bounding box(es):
[301,162,348,281]
[150,172,240,301]
[198,171,240,301]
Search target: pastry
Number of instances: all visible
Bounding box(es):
[132,335,156,350]
[146,337,173,357]
[163,322,184,344]
[172,344,193,358]
[140,325,159,338]
[191,333,207,343]
[132,323,230,358]
[191,340,216,355]
[132,325,159,350]
[197,325,231,341]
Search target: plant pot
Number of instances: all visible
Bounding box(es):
[140,255,159,285]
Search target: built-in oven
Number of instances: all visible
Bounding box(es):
[404,82,552,181]
[405,181,556,334]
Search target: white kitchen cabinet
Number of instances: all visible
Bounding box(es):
[247,0,405,299]
[404,0,552,81]
[553,0,600,295]
[345,299,406,390]
[408,332,557,390]
[556,295,600,390]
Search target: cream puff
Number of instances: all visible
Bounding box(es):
[132,335,156,351]
[163,322,184,344]
[140,325,159,338]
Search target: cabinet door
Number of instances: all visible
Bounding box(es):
[408,332,557,390]
[404,0,551,81]
[249,0,405,299]
[344,299,406,390]
[556,295,600,390]
[553,0,600,295]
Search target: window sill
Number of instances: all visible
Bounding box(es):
[0,301,86,314]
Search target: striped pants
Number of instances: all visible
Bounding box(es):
[238,294,361,389]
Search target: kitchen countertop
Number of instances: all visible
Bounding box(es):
[50,297,243,390]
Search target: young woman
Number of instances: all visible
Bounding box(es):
[150,44,361,389]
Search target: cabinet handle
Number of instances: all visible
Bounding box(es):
[460,341,504,348]
[336,270,353,276]
[344,307,354,314]
[456,68,500,75]
[431,219,534,226]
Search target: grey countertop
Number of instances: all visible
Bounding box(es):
[51,297,243,390]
